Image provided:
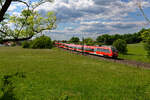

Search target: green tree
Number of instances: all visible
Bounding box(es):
[111,34,122,41]
[31,35,53,49]
[96,34,113,45]
[113,39,127,54]
[22,41,31,48]
[141,31,150,42]
[0,0,55,42]
[144,38,150,58]
[0,0,53,22]
[84,37,94,46]
[69,37,80,44]
[0,9,56,42]
[141,29,150,58]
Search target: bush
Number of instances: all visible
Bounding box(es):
[113,39,127,54]
[11,43,16,47]
[22,41,31,48]
[31,35,52,49]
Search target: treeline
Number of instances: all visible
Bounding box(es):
[96,28,150,45]
[96,32,142,45]
[62,29,148,46]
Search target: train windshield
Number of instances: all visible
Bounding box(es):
[111,47,118,52]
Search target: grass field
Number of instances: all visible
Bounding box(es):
[0,47,150,100]
[119,43,150,63]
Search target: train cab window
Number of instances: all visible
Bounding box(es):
[111,47,118,52]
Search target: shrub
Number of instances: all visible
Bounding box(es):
[31,35,52,49]
[113,39,127,54]
[11,43,16,47]
[22,41,31,48]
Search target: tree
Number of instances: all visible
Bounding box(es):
[0,0,53,22]
[144,38,150,58]
[113,39,127,54]
[141,30,150,58]
[84,37,94,46]
[69,37,80,44]
[138,2,150,58]
[96,34,113,45]
[31,35,53,49]
[0,0,13,22]
[0,0,56,42]
[141,30,150,42]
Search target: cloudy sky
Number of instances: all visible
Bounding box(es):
[8,0,150,40]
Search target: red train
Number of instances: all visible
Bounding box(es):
[55,42,118,58]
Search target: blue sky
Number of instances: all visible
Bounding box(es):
[8,0,150,40]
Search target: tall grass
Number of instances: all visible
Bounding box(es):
[119,43,150,63]
[0,47,150,100]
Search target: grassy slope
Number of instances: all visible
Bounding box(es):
[0,47,150,100]
[119,43,150,63]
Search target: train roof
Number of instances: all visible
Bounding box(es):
[56,42,116,49]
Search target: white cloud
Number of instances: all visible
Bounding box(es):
[35,0,150,21]
[12,12,21,17]
[8,5,17,11]
[6,0,150,40]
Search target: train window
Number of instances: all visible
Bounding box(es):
[85,48,94,52]
[86,48,89,51]
[103,49,109,53]
[85,48,88,50]
[77,47,81,49]
[90,49,94,52]
[97,48,110,53]
[103,49,106,52]
[97,48,103,52]
[84,48,87,50]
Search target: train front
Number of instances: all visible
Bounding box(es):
[111,47,118,58]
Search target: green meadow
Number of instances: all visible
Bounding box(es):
[0,47,150,100]
[119,43,150,63]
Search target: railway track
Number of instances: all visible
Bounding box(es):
[60,48,150,69]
